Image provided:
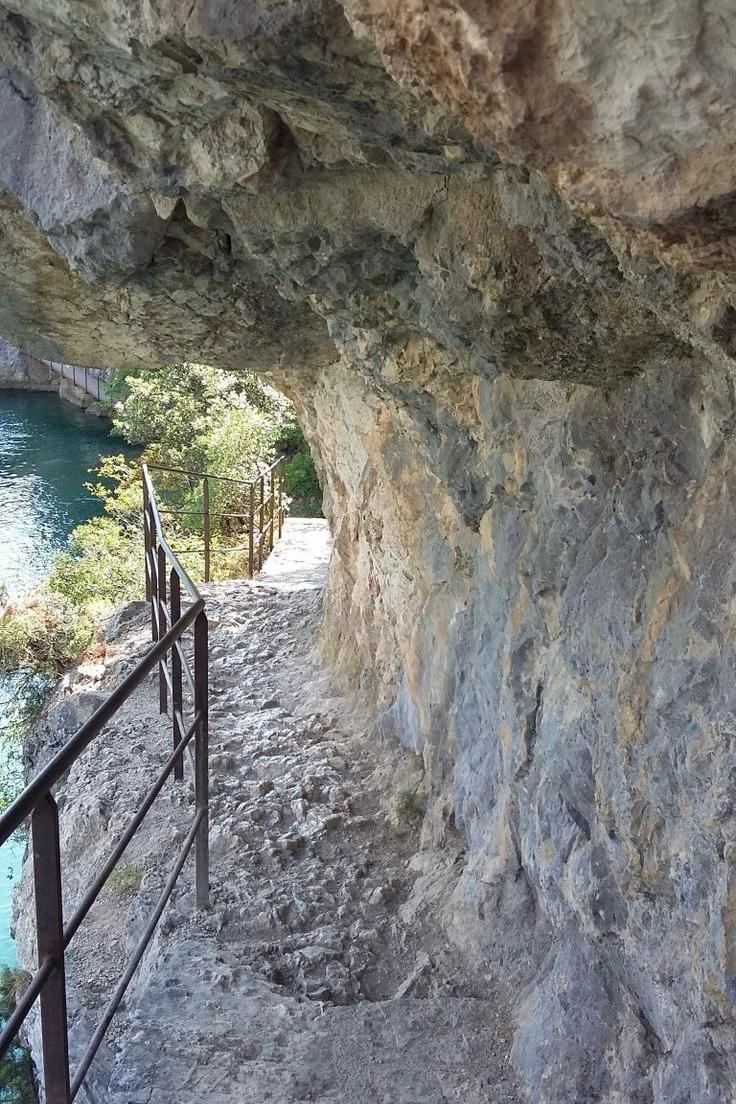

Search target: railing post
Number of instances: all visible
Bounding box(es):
[32,794,71,1104]
[269,468,275,555]
[278,458,284,539]
[202,476,211,584]
[157,546,168,714]
[170,570,184,782]
[248,483,255,579]
[259,475,265,572]
[147,505,158,645]
[194,611,209,909]
[143,476,152,602]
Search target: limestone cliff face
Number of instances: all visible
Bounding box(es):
[2,3,736,1100]
[0,337,55,388]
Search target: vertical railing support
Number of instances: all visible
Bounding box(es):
[194,611,209,909]
[32,794,71,1104]
[278,458,284,539]
[202,476,211,584]
[157,546,168,714]
[259,475,265,572]
[147,505,158,645]
[170,570,184,782]
[269,468,275,555]
[143,478,152,602]
[248,483,255,579]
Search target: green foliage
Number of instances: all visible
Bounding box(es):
[284,450,322,512]
[48,516,144,611]
[1,363,323,691]
[205,404,279,477]
[0,595,95,677]
[107,362,289,473]
[0,968,30,1016]
[0,966,35,1104]
[107,862,143,894]
[275,412,322,516]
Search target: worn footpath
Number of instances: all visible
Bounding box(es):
[15,521,520,1104]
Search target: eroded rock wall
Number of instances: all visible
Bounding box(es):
[2,3,736,1101]
[0,336,55,388]
[297,349,736,1100]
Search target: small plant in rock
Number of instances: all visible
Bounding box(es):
[396,786,424,823]
[107,862,144,894]
[0,966,30,1014]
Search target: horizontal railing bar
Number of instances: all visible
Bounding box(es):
[0,599,204,845]
[173,641,196,697]
[142,466,202,602]
[63,712,201,947]
[157,596,172,629]
[172,533,277,556]
[0,956,54,1059]
[156,509,259,521]
[147,457,284,486]
[172,711,197,775]
[152,530,200,603]
[70,808,205,1100]
[148,462,253,485]
[159,660,173,698]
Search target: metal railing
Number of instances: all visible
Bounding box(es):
[39,359,110,402]
[0,467,209,1103]
[146,455,287,582]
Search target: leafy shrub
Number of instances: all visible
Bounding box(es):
[0,595,95,677]
[108,362,288,470]
[285,450,322,507]
[276,413,322,516]
[48,517,144,610]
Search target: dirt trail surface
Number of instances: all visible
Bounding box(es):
[15,520,521,1104]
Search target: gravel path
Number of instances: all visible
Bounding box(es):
[16,523,521,1104]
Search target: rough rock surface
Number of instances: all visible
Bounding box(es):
[3,3,736,1101]
[15,556,519,1104]
[0,337,54,390]
[0,336,109,411]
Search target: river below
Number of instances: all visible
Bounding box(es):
[0,390,126,967]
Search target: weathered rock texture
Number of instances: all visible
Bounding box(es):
[0,337,110,411]
[3,3,736,1101]
[0,337,55,389]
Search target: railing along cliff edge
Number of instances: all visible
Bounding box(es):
[0,464,209,1104]
[146,455,287,582]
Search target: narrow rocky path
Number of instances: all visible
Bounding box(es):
[16,521,521,1104]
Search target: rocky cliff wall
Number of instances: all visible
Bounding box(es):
[0,337,110,411]
[0,337,55,389]
[2,3,736,1101]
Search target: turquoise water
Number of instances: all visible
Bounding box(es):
[0,390,125,967]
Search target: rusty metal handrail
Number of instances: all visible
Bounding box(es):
[146,456,288,581]
[0,465,210,1104]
